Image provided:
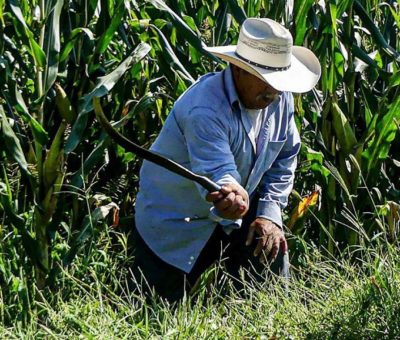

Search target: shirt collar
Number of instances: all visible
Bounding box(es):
[223,65,240,110]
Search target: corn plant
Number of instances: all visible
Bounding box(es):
[0,0,399,326]
[0,0,153,294]
[289,0,399,252]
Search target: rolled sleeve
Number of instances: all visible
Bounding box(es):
[256,200,283,227]
[205,173,240,200]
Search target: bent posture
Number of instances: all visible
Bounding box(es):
[133,18,321,301]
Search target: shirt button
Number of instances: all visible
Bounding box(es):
[188,261,192,265]
[190,256,194,260]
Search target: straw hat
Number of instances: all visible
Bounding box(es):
[205,18,321,93]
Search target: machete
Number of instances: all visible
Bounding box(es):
[93,97,221,193]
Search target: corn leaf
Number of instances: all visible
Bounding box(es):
[329,1,337,34]
[0,0,4,26]
[150,24,195,83]
[146,0,217,60]
[65,42,151,154]
[387,3,400,28]
[60,28,95,63]
[43,0,63,94]
[362,96,400,175]
[293,0,314,45]
[95,0,125,54]
[353,0,400,62]
[0,176,25,229]
[9,0,46,68]
[0,106,32,178]
[352,44,379,70]
[14,85,48,145]
[389,71,400,89]
[324,161,351,199]
[215,3,231,46]
[225,0,246,25]
[336,0,353,18]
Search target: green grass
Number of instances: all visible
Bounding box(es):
[1,230,400,339]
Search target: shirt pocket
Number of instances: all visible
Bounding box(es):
[268,137,287,149]
[264,137,287,166]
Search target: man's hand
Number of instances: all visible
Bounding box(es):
[246,218,287,263]
[206,183,249,220]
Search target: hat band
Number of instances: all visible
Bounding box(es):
[235,52,291,71]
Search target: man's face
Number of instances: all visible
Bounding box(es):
[232,66,281,109]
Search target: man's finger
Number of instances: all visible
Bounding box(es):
[206,191,225,202]
[217,192,236,210]
[233,195,247,213]
[253,239,264,257]
[220,185,234,195]
[269,237,281,262]
[206,184,237,203]
[225,193,244,211]
[221,205,241,220]
[265,233,274,255]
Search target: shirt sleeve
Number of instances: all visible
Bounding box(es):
[256,111,301,228]
[183,106,242,199]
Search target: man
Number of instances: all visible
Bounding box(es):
[133,18,321,301]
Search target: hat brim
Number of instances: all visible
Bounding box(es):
[204,45,321,93]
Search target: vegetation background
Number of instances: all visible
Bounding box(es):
[0,0,399,337]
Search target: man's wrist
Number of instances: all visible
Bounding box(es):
[254,216,277,226]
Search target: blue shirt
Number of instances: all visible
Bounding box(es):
[135,66,301,273]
